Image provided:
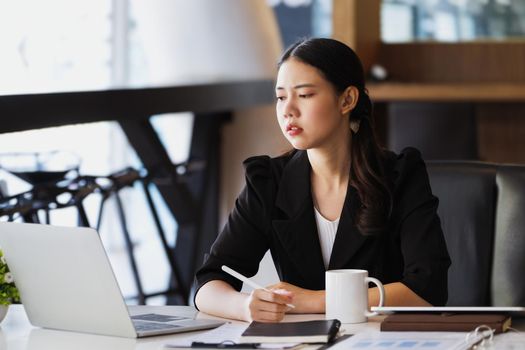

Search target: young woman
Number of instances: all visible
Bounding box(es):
[194,38,450,323]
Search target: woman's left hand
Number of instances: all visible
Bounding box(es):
[266,282,325,314]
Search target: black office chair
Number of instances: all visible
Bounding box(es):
[427,161,525,307]
[0,175,97,225]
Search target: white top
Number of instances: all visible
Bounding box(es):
[313,207,340,269]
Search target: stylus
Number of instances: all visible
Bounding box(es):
[221,265,295,308]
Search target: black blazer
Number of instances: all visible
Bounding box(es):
[195,148,451,306]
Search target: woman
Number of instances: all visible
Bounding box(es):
[194,38,450,322]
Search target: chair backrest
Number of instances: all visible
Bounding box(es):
[427,162,497,306]
[492,166,525,306]
[427,161,525,307]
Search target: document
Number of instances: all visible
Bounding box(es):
[325,331,484,350]
[490,332,525,348]
[163,323,301,349]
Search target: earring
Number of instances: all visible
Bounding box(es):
[350,120,360,134]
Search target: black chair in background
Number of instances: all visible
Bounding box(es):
[0,151,88,225]
[0,174,95,226]
[427,161,525,307]
[0,163,188,305]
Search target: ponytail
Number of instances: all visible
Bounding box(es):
[350,90,391,236]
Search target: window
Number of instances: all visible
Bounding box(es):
[267,0,332,47]
[0,0,186,304]
[382,0,525,43]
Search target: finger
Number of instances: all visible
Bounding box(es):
[252,309,285,323]
[254,289,293,305]
[248,300,286,322]
[270,291,294,306]
[272,288,293,297]
[271,289,295,308]
[266,282,285,290]
[251,298,289,313]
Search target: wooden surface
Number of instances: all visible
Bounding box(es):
[332,0,380,72]
[368,82,525,102]
[332,2,525,164]
[477,104,525,164]
[379,42,525,83]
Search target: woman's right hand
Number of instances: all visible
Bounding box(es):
[243,288,294,322]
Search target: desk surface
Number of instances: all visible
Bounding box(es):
[0,305,382,350]
[2,305,524,350]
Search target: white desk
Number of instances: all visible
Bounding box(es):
[3,305,524,350]
[0,305,382,350]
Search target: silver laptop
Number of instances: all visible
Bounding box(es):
[0,222,224,338]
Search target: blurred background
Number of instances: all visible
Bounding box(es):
[1,0,524,305]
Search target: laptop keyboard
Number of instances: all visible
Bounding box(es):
[130,313,194,333]
[131,313,188,322]
[133,320,182,332]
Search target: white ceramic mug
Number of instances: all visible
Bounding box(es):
[326,269,385,323]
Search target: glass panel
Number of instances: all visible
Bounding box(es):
[382,0,525,43]
[0,0,180,304]
[0,0,112,94]
[267,0,332,47]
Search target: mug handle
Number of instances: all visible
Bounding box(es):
[364,277,385,317]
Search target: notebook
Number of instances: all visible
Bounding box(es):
[240,319,341,343]
[380,313,512,333]
[0,222,224,338]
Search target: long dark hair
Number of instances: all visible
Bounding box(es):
[278,38,391,236]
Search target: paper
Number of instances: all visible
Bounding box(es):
[326,331,483,350]
[489,332,525,349]
[163,323,248,347]
[163,323,300,349]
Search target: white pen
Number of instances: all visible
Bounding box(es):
[221,265,295,308]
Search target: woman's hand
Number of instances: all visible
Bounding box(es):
[243,288,294,322]
[266,282,325,314]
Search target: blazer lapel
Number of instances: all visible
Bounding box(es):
[328,185,369,269]
[272,151,326,287]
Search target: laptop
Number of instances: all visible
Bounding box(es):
[0,222,224,338]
